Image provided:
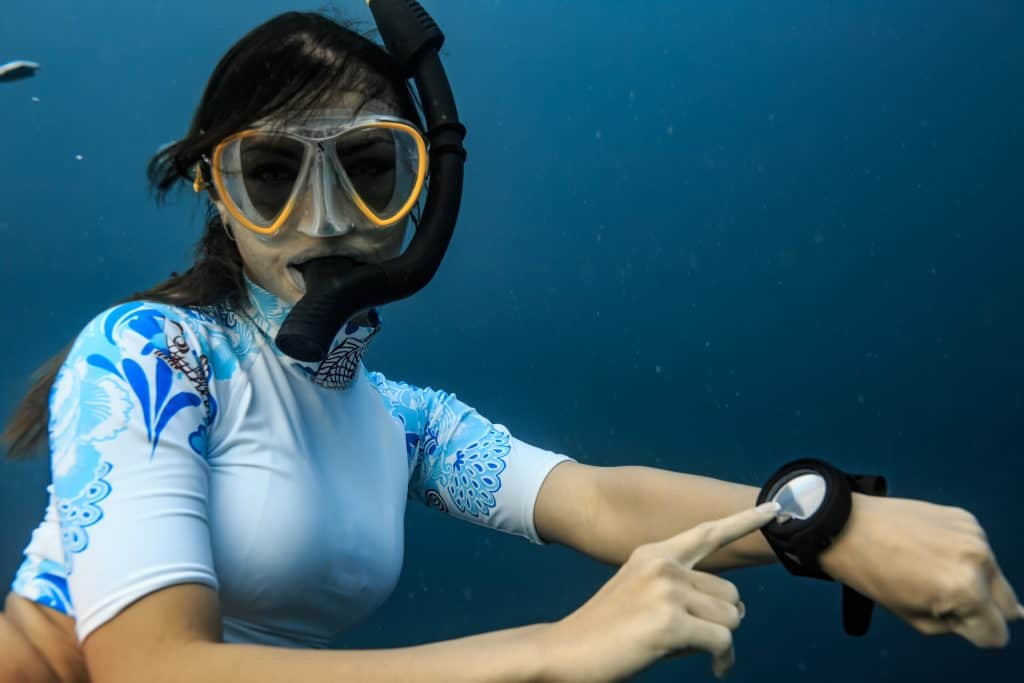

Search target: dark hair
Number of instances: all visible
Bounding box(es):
[3,10,422,459]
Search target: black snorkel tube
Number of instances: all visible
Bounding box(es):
[275,0,466,362]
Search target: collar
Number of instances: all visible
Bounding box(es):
[238,271,381,390]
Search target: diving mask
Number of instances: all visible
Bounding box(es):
[194,112,428,239]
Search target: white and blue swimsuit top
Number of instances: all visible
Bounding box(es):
[10,273,574,647]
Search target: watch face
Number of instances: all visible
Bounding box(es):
[768,471,827,523]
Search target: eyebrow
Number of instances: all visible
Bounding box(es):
[338,136,393,156]
[244,141,304,159]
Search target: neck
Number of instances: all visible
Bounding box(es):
[237,271,381,389]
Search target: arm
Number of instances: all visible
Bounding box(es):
[369,373,576,546]
[537,463,1023,647]
[542,465,777,573]
[84,583,551,683]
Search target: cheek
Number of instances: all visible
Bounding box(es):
[377,224,410,257]
[234,231,285,276]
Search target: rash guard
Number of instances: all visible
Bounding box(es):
[10,273,575,646]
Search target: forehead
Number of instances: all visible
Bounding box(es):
[254,94,400,135]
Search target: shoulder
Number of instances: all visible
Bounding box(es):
[366,370,407,396]
[71,300,213,364]
[65,301,218,397]
[72,299,261,384]
[365,371,464,427]
[366,371,435,409]
[53,301,220,454]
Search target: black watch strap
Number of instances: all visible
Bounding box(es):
[758,458,888,636]
[842,472,887,636]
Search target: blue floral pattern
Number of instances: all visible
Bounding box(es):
[11,557,73,615]
[187,303,259,379]
[49,302,215,568]
[368,372,510,519]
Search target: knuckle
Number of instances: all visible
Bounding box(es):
[694,522,715,543]
[994,628,1011,649]
[651,575,680,604]
[724,604,742,630]
[647,556,680,579]
[654,601,685,635]
[721,581,741,605]
[940,568,987,612]
[951,507,980,528]
[711,624,735,655]
[908,614,948,636]
[628,544,652,562]
[959,538,993,567]
[709,595,742,630]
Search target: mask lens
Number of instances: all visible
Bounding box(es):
[218,133,307,227]
[334,126,422,218]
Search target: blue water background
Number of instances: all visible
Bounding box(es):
[1,1,1021,680]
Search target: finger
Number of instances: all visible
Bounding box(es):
[685,591,743,630]
[902,612,955,636]
[664,645,700,661]
[687,570,741,606]
[952,602,1010,649]
[713,643,735,680]
[678,617,734,678]
[987,561,1023,621]
[674,503,780,566]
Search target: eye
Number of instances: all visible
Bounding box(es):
[344,158,394,178]
[249,162,297,184]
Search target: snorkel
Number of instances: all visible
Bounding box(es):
[275,0,466,362]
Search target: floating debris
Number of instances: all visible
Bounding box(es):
[0,60,41,83]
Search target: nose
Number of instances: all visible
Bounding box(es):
[295,150,356,238]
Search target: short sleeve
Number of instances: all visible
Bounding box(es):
[368,372,576,545]
[50,301,220,642]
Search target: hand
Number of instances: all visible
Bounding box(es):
[542,502,779,683]
[819,494,1023,647]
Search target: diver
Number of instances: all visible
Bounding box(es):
[0,3,1020,682]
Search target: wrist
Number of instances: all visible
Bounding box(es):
[817,491,875,580]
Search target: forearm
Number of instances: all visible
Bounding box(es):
[586,466,777,572]
[159,623,552,683]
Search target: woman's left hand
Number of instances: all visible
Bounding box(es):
[818,493,1023,647]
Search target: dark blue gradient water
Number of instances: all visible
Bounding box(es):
[1,1,1021,680]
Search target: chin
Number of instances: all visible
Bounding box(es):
[278,268,305,304]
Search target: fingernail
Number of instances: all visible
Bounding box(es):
[757,502,781,515]
[738,601,746,620]
[1017,604,1024,619]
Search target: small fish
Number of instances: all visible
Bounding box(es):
[0,60,41,83]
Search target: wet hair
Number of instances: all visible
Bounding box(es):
[4,10,423,459]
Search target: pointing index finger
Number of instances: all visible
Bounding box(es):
[676,502,781,567]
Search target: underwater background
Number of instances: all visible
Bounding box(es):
[1,1,1021,680]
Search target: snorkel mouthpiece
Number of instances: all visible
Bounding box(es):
[275,0,466,363]
[276,256,377,362]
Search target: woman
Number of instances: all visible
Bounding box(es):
[1,10,1019,683]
